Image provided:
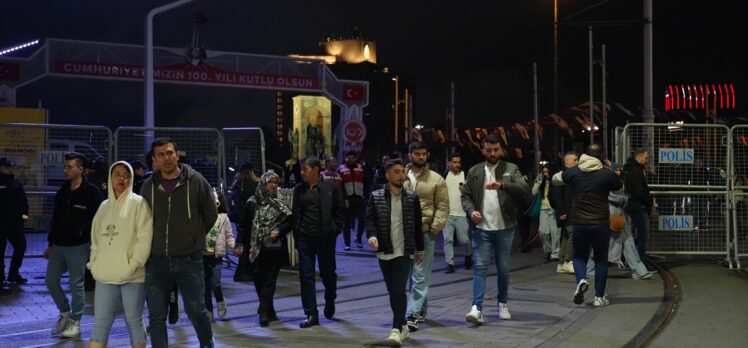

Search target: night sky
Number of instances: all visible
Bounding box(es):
[1,0,744,127]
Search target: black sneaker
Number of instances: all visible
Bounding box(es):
[0,282,10,296]
[356,239,363,249]
[445,264,456,274]
[344,244,351,251]
[8,274,28,284]
[406,315,419,331]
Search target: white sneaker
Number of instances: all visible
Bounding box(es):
[498,303,511,320]
[593,296,610,307]
[60,319,80,338]
[574,279,588,305]
[51,311,70,335]
[556,264,566,273]
[217,301,227,319]
[400,325,410,341]
[465,305,484,325]
[387,328,402,346]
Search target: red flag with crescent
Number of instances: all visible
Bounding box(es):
[343,84,364,101]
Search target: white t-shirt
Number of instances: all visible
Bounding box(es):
[378,193,406,261]
[445,171,466,217]
[477,164,506,231]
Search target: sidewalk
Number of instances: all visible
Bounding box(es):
[1,235,676,348]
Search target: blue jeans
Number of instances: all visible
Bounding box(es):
[296,234,337,316]
[443,215,471,265]
[203,256,224,312]
[407,232,435,317]
[472,228,515,310]
[629,211,650,261]
[90,282,146,345]
[146,254,213,348]
[572,224,611,297]
[45,243,89,320]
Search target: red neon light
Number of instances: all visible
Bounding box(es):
[687,85,693,109]
[668,85,675,111]
[718,84,724,109]
[698,84,705,109]
[730,83,736,109]
[723,84,730,110]
[692,84,699,110]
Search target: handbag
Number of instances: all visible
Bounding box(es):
[261,236,282,250]
[523,192,542,218]
[609,214,626,232]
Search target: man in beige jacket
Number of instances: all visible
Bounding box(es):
[404,142,449,331]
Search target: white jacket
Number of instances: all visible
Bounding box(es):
[88,161,153,284]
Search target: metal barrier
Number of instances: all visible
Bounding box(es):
[0,123,112,257]
[622,123,731,264]
[278,188,298,266]
[114,127,224,187]
[730,125,748,268]
[222,127,266,188]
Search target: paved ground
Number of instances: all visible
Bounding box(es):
[1,237,746,347]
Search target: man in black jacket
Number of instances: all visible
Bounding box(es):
[623,148,652,262]
[549,151,578,274]
[0,157,29,293]
[554,144,622,307]
[141,138,218,348]
[293,156,345,328]
[366,158,424,345]
[45,152,103,338]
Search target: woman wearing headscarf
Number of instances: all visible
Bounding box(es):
[88,161,152,348]
[233,171,292,327]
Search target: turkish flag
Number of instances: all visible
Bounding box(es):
[343,84,364,101]
[0,63,20,81]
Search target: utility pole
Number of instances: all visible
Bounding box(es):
[602,44,608,159]
[589,26,595,144]
[533,62,541,175]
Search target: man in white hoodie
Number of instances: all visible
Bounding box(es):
[88,161,152,348]
[553,144,622,307]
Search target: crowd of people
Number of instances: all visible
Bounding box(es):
[0,134,657,347]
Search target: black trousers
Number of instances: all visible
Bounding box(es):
[0,222,26,278]
[252,255,281,318]
[296,233,337,316]
[343,196,366,245]
[379,256,410,330]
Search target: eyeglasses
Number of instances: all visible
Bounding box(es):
[111,173,131,180]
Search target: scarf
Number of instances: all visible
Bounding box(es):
[249,172,292,262]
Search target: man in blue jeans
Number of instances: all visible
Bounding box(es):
[141,138,218,348]
[462,135,531,325]
[404,142,449,331]
[554,144,622,306]
[45,152,103,338]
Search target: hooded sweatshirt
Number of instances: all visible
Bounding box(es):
[557,154,622,225]
[88,161,153,284]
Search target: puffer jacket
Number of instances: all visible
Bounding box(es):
[365,187,424,255]
[554,154,623,224]
[404,165,449,235]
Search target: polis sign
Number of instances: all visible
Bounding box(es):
[659,148,694,164]
[658,215,694,231]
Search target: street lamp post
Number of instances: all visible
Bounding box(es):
[145,0,194,148]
